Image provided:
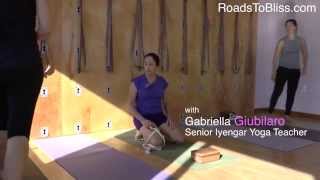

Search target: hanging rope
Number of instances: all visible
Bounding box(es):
[245,12,254,75]
[40,40,49,63]
[217,0,225,74]
[67,27,75,77]
[131,0,144,74]
[106,0,114,72]
[75,0,86,74]
[201,0,209,75]
[181,0,188,74]
[232,12,240,74]
[159,0,169,72]
[80,0,86,72]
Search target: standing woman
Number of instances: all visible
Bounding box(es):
[0,0,53,179]
[128,53,184,150]
[268,19,308,118]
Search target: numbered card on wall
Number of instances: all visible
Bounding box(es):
[106,87,111,96]
[75,84,82,96]
[105,120,112,129]
[74,122,82,134]
[40,87,48,97]
[40,127,49,137]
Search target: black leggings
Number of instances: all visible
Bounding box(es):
[0,63,43,139]
[268,66,300,115]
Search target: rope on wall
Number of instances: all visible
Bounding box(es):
[40,40,49,65]
[181,0,188,74]
[245,12,254,75]
[159,0,169,72]
[217,0,225,74]
[106,0,114,72]
[131,0,144,73]
[75,0,86,74]
[232,12,240,74]
[201,0,209,76]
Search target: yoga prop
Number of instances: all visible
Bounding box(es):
[68,0,87,76]
[232,12,240,74]
[181,0,188,74]
[40,40,48,59]
[191,145,221,164]
[131,0,144,76]
[116,130,236,170]
[142,127,166,154]
[33,134,172,180]
[159,0,170,72]
[200,0,210,75]
[40,40,49,66]
[106,0,114,72]
[217,0,225,74]
[76,0,86,74]
[245,12,254,75]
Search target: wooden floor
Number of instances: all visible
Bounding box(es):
[2,117,320,180]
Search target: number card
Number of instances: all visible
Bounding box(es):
[75,84,82,96]
[40,87,48,97]
[40,127,49,137]
[106,120,112,129]
[74,122,82,134]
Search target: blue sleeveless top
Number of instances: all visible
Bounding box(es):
[132,74,168,115]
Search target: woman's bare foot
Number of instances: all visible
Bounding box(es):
[134,130,144,142]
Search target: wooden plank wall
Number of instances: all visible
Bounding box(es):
[31,0,258,138]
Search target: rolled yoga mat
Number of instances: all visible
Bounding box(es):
[33,134,172,180]
[116,130,236,170]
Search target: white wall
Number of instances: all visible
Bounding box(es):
[255,0,320,115]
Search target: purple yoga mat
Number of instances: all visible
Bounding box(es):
[33,135,172,180]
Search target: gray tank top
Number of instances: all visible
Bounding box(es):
[278,36,301,69]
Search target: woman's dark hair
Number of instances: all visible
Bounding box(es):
[285,19,297,27]
[144,53,160,66]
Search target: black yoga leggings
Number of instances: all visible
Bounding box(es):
[0,62,43,139]
[268,66,300,115]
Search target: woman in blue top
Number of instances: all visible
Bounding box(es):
[128,53,184,147]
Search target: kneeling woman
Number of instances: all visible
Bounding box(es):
[128,53,184,151]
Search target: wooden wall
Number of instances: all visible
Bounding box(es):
[31,0,257,139]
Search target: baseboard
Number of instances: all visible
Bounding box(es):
[254,108,320,120]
